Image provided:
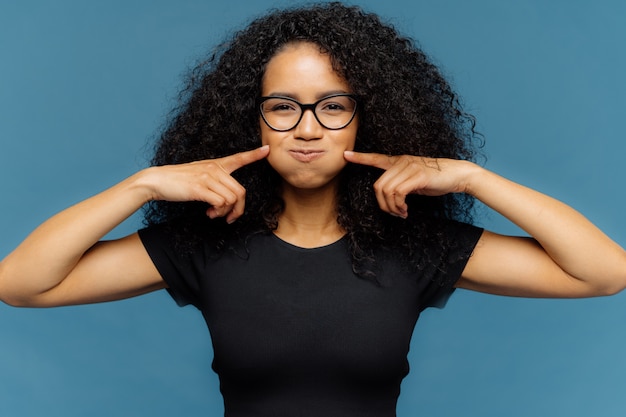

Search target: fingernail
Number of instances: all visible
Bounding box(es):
[390,212,408,219]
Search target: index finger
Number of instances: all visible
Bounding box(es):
[343,151,395,170]
[219,145,270,174]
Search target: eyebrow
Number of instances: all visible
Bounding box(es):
[264,90,352,101]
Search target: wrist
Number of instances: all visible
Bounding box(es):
[459,161,488,197]
[125,167,161,204]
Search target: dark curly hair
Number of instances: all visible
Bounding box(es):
[145,2,483,281]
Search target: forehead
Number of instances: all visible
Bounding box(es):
[261,42,350,97]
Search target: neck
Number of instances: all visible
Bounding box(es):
[274,181,344,248]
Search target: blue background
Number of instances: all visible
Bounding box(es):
[1,1,625,416]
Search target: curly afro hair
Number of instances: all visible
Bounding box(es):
[145,1,483,281]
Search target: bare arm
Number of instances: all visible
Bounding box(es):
[0,146,269,307]
[460,168,626,297]
[344,151,626,298]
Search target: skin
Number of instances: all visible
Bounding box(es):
[0,41,625,308]
[343,151,626,297]
[260,42,358,247]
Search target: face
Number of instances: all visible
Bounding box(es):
[260,42,358,190]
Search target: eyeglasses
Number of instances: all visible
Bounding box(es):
[258,93,358,132]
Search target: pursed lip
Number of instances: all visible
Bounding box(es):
[288,148,326,162]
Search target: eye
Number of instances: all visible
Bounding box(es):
[262,98,299,113]
[272,103,297,112]
[318,96,356,114]
[321,102,346,112]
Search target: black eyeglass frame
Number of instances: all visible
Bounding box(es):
[258,93,359,132]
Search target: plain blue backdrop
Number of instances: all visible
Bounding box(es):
[1,1,625,416]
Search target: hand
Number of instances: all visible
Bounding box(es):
[144,145,269,223]
[344,151,476,218]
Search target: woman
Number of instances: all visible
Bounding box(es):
[1,2,624,416]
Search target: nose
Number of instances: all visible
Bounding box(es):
[293,108,323,140]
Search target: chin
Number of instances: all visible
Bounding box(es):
[280,171,342,191]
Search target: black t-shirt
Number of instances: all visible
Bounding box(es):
[139,222,483,417]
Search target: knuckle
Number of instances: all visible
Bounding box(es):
[396,155,411,165]
[223,194,238,206]
[235,187,246,199]
[381,183,396,195]
[212,196,226,207]
[234,182,246,194]
[197,170,214,183]
[203,160,224,174]
[200,160,216,169]
[189,183,207,198]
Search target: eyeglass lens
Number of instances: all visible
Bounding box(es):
[260,95,357,131]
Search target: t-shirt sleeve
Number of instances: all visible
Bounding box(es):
[138,225,203,309]
[420,221,484,310]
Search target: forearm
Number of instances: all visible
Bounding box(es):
[0,170,153,303]
[466,164,626,293]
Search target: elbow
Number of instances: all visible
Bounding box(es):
[603,252,626,296]
[0,281,30,308]
[0,295,30,308]
[0,289,46,308]
[583,251,626,297]
[0,262,10,306]
[0,262,38,308]
[0,288,43,308]
[592,274,626,297]
[599,280,626,297]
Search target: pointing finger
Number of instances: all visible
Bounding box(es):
[219,145,269,174]
[344,151,396,170]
